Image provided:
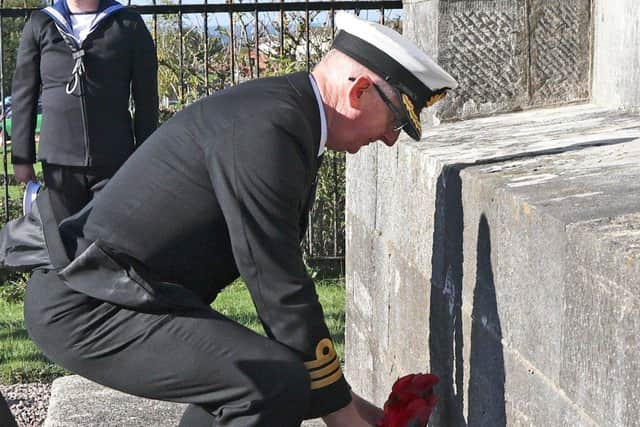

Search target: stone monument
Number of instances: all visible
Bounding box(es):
[345,1,640,425]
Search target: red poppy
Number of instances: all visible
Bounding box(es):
[377,373,439,427]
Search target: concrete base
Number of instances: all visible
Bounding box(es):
[44,375,325,427]
[345,103,640,426]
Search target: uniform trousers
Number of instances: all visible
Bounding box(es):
[42,164,118,224]
[24,269,311,427]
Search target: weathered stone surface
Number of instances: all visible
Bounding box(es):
[402,0,593,120]
[437,0,529,120]
[345,104,640,425]
[561,215,640,427]
[592,0,640,112]
[45,375,325,426]
[402,1,439,59]
[529,0,591,105]
[44,376,187,427]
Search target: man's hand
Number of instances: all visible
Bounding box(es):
[322,391,383,427]
[13,164,36,184]
[351,391,384,424]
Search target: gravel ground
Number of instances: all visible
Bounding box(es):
[1,383,51,427]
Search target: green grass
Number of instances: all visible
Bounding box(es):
[0,278,346,384]
[0,299,67,384]
[213,278,346,358]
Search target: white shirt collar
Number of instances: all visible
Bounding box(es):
[308,74,327,157]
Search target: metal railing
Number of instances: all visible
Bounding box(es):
[0,0,403,270]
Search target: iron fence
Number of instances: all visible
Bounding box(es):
[0,0,403,272]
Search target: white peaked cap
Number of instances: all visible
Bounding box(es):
[332,11,458,140]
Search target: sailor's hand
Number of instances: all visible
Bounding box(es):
[14,164,36,184]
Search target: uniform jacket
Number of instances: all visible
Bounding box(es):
[10,0,158,169]
[1,72,350,418]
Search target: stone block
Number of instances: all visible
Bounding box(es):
[437,0,529,120]
[560,215,640,426]
[345,143,378,230]
[461,167,567,383]
[402,0,439,59]
[44,376,187,427]
[402,0,593,120]
[345,104,640,425]
[45,375,327,426]
[529,0,591,105]
[592,0,640,111]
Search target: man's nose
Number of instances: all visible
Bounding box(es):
[382,129,401,146]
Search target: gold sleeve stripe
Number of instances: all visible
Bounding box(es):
[304,338,337,370]
[310,369,343,390]
[304,338,343,389]
[309,356,340,380]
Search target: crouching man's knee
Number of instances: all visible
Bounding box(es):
[247,351,311,426]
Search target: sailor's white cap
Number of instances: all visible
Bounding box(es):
[333,12,458,141]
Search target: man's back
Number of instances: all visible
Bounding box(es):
[61,72,322,302]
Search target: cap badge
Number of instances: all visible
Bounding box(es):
[426,91,447,108]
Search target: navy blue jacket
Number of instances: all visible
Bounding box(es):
[60,73,351,417]
[0,72,352,418]
[11,0,158,169]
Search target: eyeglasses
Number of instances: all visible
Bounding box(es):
[349,77,408,132]
[371,83,407,132]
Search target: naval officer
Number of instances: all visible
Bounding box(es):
[17,11,458,427]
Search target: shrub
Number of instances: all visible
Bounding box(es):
[0,193,22,222]
[0,274,27,303]
[159,107,178,125]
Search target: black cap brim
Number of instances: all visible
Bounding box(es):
[398,88,449,141]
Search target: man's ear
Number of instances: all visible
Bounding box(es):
[347,76,373,109]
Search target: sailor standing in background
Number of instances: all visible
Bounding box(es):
[11,0,158,222]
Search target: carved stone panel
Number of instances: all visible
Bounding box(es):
[436,0,529,120]
[404,0,593,121]
[529,0,592,106]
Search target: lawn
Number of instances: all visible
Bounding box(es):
[0,298,67,383]
[0,278,346,384]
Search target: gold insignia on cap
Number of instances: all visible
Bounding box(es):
[304,338,343,390]
[401,94,422,135]
[425,91,447,108]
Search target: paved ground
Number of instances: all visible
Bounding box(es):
[44,375,325,427]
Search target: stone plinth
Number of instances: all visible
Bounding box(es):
[345,104,640,426]
[44,375,325,427]
[592,0,640,112]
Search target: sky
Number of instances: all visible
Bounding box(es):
[115,0,402,31]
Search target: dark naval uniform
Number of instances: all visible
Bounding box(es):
[10,72,350,426]
[11,0,158,220]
